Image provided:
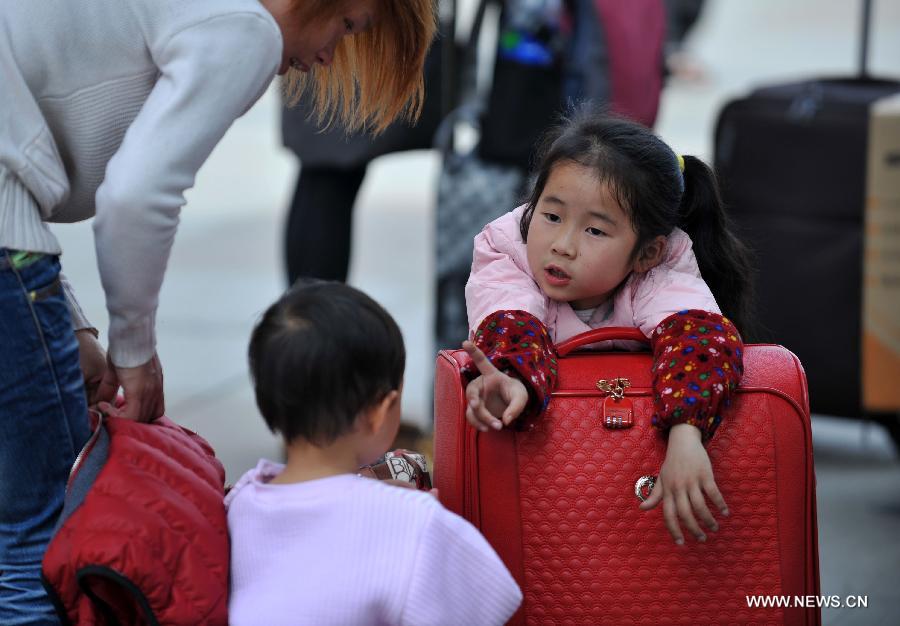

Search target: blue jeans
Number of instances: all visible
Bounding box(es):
[0,250,90,625]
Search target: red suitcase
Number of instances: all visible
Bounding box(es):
[434,327,820,625]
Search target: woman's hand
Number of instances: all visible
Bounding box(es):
[639,423,729,544]
[75,329,107,406]
[96,351,165,423]
[462,341,529,432]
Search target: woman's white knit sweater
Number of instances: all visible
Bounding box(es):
[0,0,281,366]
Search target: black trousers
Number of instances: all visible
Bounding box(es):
[284,166,367,285]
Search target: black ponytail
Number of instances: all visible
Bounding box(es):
[678,156,755,338]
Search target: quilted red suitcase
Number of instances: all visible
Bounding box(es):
[434,327,820,625]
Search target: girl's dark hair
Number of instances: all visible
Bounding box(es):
[248,280,405,446]
[519,108,755,337]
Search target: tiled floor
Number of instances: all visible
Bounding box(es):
[49,0,900,623]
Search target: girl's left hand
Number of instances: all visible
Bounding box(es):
[639,423,729,545]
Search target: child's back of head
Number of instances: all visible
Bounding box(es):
[248,279,405,447]
[230,281,523,625]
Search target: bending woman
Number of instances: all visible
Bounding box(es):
[0,0,435,622]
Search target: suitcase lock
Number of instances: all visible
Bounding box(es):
[597,378,633,429]
[634,475,657,502]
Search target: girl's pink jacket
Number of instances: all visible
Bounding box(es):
[465,206,720,345]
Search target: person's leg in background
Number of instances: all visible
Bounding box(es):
[664,0,708,81]
[0,251,90,625]
[284,166,368,285]
[281,164,432,459]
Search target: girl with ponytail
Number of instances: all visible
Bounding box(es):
[463,108,754,546]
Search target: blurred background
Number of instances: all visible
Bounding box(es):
[51,1,898,623]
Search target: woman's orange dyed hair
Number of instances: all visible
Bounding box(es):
[283,0,437,134]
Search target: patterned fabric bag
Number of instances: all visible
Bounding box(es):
[358,449,433,491]
[434,106,524,350]
[433,0,535,350]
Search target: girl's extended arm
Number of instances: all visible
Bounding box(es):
[648,309,743,441]
[463,208,562,429]
[640,308,744,544]
[462,310,558,431]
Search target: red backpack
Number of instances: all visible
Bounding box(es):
[42,414,229,625]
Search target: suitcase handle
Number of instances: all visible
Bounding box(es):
[556,327,649,356]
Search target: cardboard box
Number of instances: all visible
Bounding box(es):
[862,94,900,411]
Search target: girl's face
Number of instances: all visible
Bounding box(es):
[526,161,643,310]
[277,0,376,75]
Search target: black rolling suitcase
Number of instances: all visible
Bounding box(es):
[713,0,900,438]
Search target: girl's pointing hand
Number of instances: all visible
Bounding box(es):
[462,341,529,432]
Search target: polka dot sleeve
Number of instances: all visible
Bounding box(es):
[649,310,744,441]
[461,310,559,429]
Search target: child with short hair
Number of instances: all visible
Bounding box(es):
[227,280,522,626]
[463,110,754,546]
